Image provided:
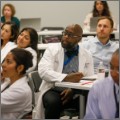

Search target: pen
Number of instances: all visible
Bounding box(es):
[81,81,93,85]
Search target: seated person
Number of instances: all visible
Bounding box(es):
[34,24,94,119]
[82,16,119,73]
[15,27,38,72]
[84,48,119,119]
[83,0,117,31]
[1,27,38,73]
[1,21,19,63]
[1,3,20,29]
[1,48,33,119]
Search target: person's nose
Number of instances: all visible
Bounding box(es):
[100,26,104,31]
[1,30,5,35]
[2,61,6,69]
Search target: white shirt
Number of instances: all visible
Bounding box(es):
[1,42,16,63]
[1,76,32,119]
[84,76,119,119]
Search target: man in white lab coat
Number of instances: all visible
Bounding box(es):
[34,24,94,119]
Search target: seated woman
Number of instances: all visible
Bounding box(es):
[15,27,38,72]
[1,48,33,119]
[83,0,117,31]
[1,21,19,63]
[1,3,20,29]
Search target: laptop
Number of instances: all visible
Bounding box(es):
[20,18,41,31]
[90,17,100,32]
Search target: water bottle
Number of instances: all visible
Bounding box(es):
[97,61,105,80]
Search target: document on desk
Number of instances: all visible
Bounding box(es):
[55,80,95,90]
[81,74,97,81]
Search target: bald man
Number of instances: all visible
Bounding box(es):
[84,48,119,119]
[35,24,94,119]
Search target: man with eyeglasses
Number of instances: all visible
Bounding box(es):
[84,48,119,119]
[34,24,94,119]
[82,16,119,73]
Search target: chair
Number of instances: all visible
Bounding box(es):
[28,71,42,92]
[40,27,64,43]
[18,71,42,119]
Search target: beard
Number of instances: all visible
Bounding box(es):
[61,41,76,50]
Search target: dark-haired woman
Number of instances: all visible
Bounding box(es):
[83,0,116,31]
[15,27,38,72]
[1,21,19,63]
[1,48,33,119]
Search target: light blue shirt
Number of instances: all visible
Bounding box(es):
[84,76,119,119]
[82,36,119,73]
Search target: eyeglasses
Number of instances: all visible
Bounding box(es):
[62,31,81,38]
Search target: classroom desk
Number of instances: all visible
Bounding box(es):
[55,79,96,119]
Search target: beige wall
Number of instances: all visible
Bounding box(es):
[1,1,119,29]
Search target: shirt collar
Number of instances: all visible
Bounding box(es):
[94,36,111,46]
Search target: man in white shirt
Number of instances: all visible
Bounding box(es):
[84,48,119,119]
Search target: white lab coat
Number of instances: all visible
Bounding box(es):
[25,47,37,73]
[1,42,16,63]
[1,78,10,92]
[34,43,94,119]
[1,42,37,73]
[1,76,32,119]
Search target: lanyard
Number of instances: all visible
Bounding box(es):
[63,45,79,67]
[63,54,76,67]
[114,84,119,118]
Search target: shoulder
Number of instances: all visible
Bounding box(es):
[79,44,92,57]
[92,77,113,91]
[25,47,37,56]
[12,16,20,21]
[10,76,31,93]
[86,13,93,18]
[47,43,62,52]
[1,16,5,21]
[110,41,119,47]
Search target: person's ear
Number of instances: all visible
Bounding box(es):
[110,28,114,33]
[17,65,24,75]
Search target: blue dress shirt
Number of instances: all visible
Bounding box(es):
[82,36,119,73]
[84,76,119,119]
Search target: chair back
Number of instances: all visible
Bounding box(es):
[28,71,42,92]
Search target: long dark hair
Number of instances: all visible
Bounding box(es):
[17,27,38,52]
[1,21,19,45]
[92,1,111,17]
[10,48,33,74]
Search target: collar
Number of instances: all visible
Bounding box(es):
[94,36,111,47]
[64,45,79,58]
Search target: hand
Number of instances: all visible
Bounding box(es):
[63,72,84,82]
[60,88,74,105]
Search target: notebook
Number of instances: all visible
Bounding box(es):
[20,18,41,31]
[81,74,97,81]
[90,17,100,32]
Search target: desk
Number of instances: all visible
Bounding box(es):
[55,80,95,118]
